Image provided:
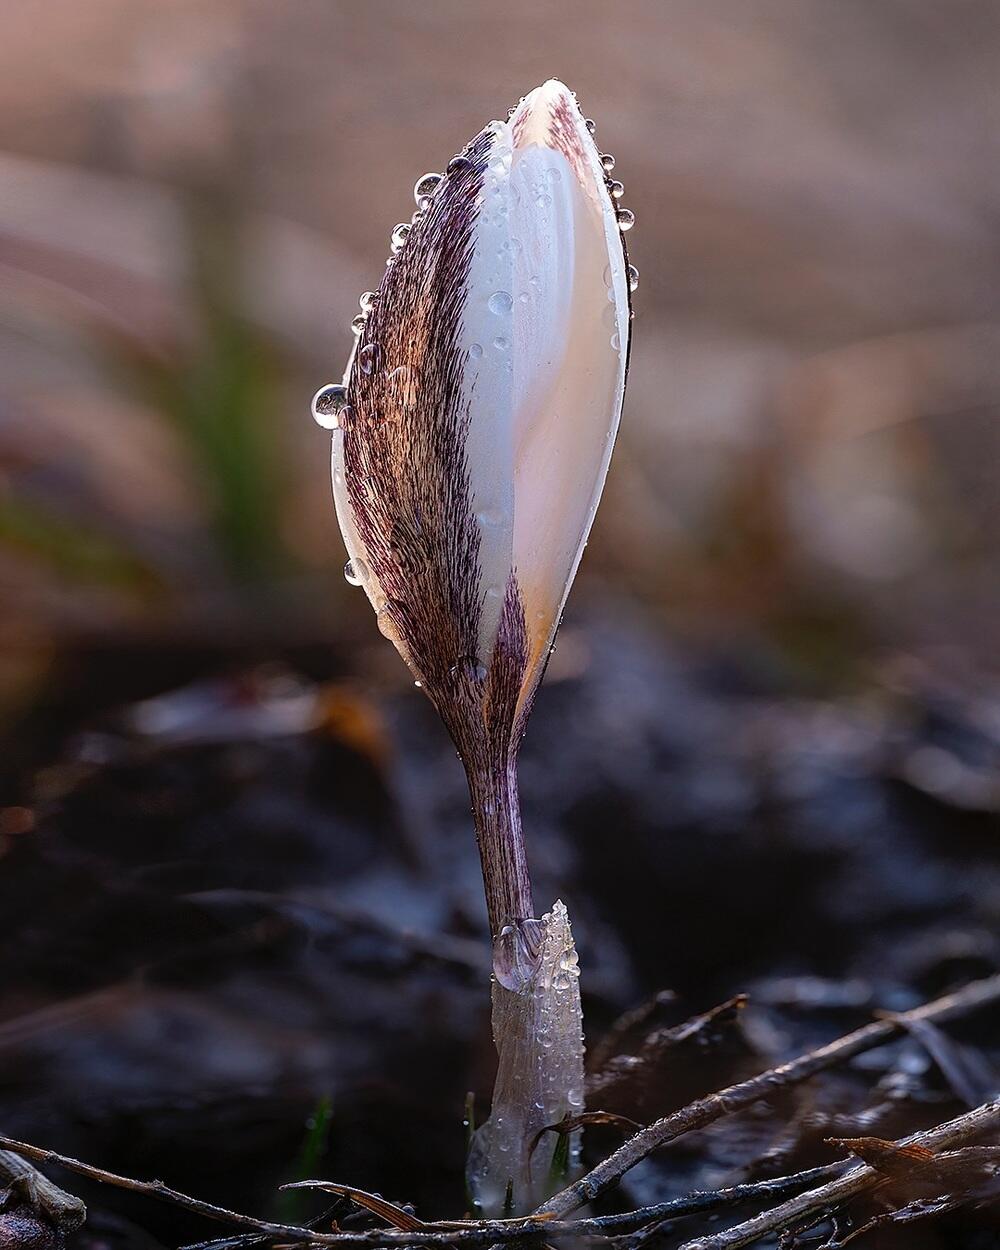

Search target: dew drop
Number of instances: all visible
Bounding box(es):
[488,290,513,315]
[415,194,433,213]
[357,343,379,375]
[600,153,616,172]
[413,172,443,203]
[390,222,410,253]
[447,154,472,175]
[603,263,613,285]
[609,179,625,199]
[310,383,348,429]
[468,342,484,359]
[359,291,377,313]
[351,314,366,335]
[414,679,423,689]
[628,263,640,292]
[449,655,488,682]
[617,207,635,232]
[584,118,596,135]
[611,331,621,351]
[344,558,366,587]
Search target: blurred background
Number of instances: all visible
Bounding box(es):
[1,2,999,1245]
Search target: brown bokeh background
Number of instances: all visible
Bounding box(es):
[2,5,1000,1236]
[3,0,999,689]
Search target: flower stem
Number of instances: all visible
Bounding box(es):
[466,754,534,938]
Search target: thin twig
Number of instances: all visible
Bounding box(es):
[588,996,747,1104]
[0,1137,845,1247]
[0,1139,317,1243]
[675,1097,1000,1250]
[538,973,1000,1216]
[0,1149,87,1232]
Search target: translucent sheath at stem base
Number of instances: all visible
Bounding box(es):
[466,900,585,1216]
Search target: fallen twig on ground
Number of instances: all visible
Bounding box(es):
[674,1097,1000,1250]
[588,996,747,1105]
[0,1138,844,1246]
[539,972,1000,1216]
[0,1149,86,1232]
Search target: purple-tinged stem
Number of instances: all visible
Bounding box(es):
[465,752,534,940]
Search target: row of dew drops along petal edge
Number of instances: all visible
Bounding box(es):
[311,113,636,437]
[314,111,637,594]
[308,169,447,432]
[312,168,452,605]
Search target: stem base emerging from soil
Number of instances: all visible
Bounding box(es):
[466,900,585,1216]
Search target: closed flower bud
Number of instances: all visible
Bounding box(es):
[328,78,631,758]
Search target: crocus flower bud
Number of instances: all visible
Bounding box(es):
[322,77,631,762]
[315,78,633,1214]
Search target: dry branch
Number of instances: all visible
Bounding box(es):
[674,1096,1000,1249]
[538,972,1000,1216]
[0,1149,86,1232]
[0,1137,843,1247]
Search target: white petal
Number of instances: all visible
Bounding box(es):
[507,81,630,709]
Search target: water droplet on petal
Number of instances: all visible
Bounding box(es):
[413,172,443,203]
[351,314,366,335]
[611,331,621,351]
[414,679,423,689]
[311,383,349,429]
[468,343,484,359]
[494,336,508,351]
[628,264,640,292]
[359,291,377,312]
[609,180,625,200]
[600,153,616,172]
[488,290,513,315]
[447,154,472,175]
[358,343,379,375]
[617,207,635,232]
[584,118,596,135]
[344,558,366,587]
[390,222,410,253]
[449,655,488,683]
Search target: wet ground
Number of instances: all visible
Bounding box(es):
[1,616,998,1248]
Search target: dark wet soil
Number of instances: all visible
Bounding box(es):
[1,616,998,1248]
